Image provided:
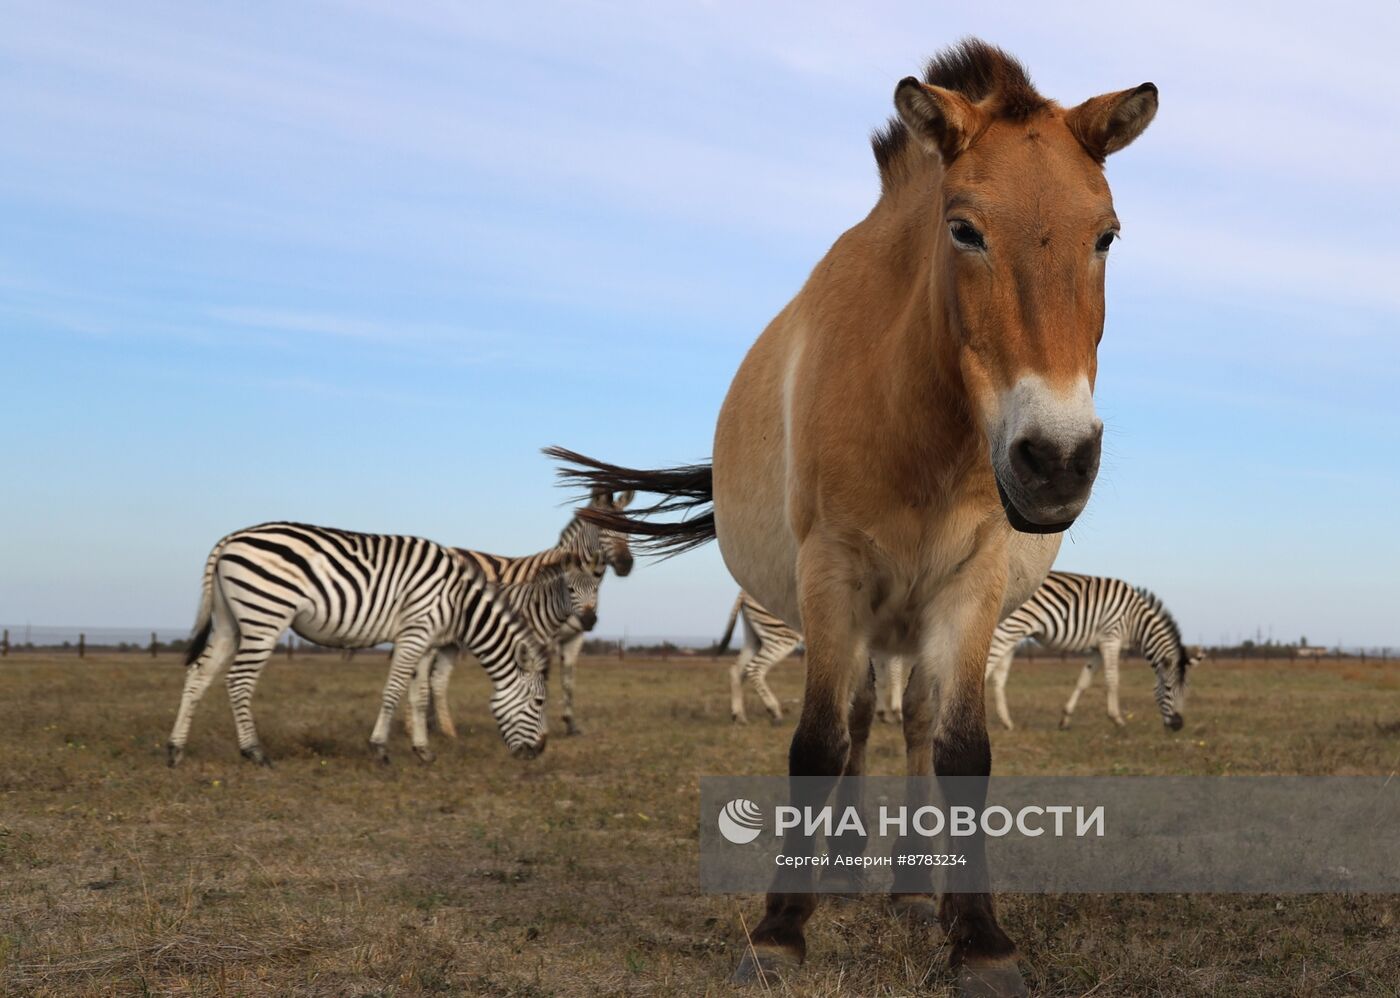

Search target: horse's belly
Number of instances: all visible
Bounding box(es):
[712,328,802,628]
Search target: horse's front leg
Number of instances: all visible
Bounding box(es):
[732,537,865,984]
[925,581,1027,997]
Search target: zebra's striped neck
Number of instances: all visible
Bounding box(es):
[1127,588,1186,672]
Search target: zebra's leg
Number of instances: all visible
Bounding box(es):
[407,649,437,763]
[746,637,799,724]
[224,622,285,766]
[988,647,1017,731]
[167,617,238,766]
[1101,640,1125,727]
[730,643,755,724]
[1059,651,1101,730]
[430,648,458,739]
[368,629,433,764]
[559,631,585,735]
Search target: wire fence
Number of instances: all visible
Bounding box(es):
[0,626,1392,664]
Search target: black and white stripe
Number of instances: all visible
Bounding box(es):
[716,592,909,726]
[166,521,550,766]
[717,591,803,724]
[985,571,1200,730]
[418,490,634,737]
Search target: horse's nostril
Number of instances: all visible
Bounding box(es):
[1010,435,1056,483]
[1070,435,1101,479]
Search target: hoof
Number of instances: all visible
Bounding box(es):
[369,742,390,764]
[440,725,459,740]
[956,959,1028,997]
[1112,717,1127,729]
[564,720,582,737]
[1058,714,1072,731]
[166,743,183,767]
[731,715,748,725]
[888,893,940,925]
[731,945,799,986]
[240,746,272,767]
[413,746,436,765]
[768,714,784,727]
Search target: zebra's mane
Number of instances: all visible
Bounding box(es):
[1134,586,1187,669]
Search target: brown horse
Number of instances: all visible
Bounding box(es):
[550,39,1156,997]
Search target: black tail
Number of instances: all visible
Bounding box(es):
[184,618,212,667]
[715,593,743,653]
[544,446,716,557]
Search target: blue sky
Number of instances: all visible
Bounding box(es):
[3,1,1398,647]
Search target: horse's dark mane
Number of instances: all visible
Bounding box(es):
[872,38,1048,190]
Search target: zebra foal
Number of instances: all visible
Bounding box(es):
[166,522,552,766]
[985,571,1203,731]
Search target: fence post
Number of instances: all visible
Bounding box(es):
[150,631,158,658]
[78,633,86,658]
[1,628,7,657]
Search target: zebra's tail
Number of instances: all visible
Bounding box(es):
[715,593,743,653]
[183,535,232,666]
[545,446,716,557]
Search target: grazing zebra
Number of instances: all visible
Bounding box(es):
[417,490,634,737]
[718,591,907,726]
[984,571,1202,731]
[166,522,552,767]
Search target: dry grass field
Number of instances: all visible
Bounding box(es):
[2,651,1398,996]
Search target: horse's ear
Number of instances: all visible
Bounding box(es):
[613,490,635,510]
[589,487,610,508]
[894,78,981,162]
[1066,83,1158,161]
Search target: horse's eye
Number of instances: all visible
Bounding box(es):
[1095,230,1118,253]
[949,220,985,250]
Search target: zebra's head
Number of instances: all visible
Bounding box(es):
[1150,643,1205,731]
[588,488,635,577]
[1135,588,1198,730]
[493,642,549,759]
[566,550,608,632]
